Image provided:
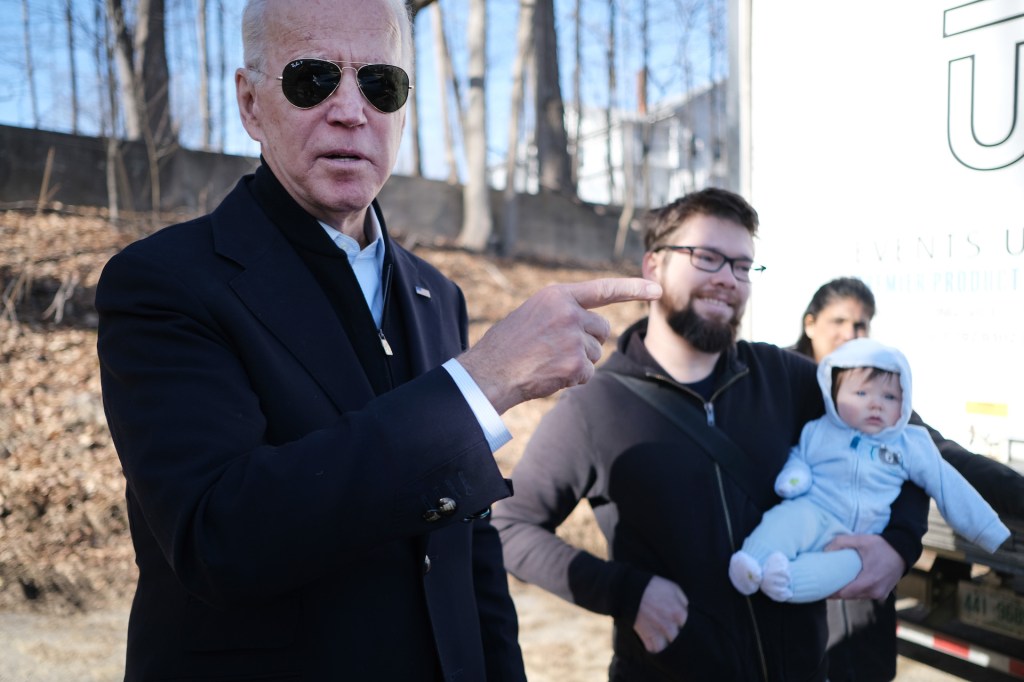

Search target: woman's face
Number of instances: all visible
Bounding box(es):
[803,296,872,363]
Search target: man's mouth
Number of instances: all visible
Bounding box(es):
[694,295,734,313]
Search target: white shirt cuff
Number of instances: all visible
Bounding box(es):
[442,358,512,453]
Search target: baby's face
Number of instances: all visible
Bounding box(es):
[835,368,902,434]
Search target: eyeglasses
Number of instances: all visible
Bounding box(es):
[652,245,765,282]
[275,58,413,113]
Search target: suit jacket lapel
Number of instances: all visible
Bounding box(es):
[388,244,457,378]
[211,179,376,411]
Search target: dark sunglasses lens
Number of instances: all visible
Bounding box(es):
[281,59,341,108]
[357,64,410,113]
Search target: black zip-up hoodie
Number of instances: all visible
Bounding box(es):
[494,319,927,681]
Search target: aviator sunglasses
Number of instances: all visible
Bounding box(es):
[277,58,412,113]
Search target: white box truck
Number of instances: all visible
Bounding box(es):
[729,0,1024,678]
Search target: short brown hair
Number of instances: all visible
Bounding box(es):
[831,366,900,404]
[644,187,759,252]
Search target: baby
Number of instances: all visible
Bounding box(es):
[729,338,1010,603]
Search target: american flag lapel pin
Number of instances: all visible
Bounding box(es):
[415,286,431,299]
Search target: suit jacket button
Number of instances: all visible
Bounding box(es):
[423,555,432,574]
[438,497,457,516]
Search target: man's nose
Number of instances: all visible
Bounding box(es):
[325,70,367,124]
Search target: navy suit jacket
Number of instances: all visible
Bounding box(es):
[97,176,526,681]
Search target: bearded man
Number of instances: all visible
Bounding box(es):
[492,188,929,682]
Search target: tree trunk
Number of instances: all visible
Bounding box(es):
[136,0,174,149]
[614,124,636,260]
[22,0,39,127]
[100,2,121,218]
[456,0,492,251]
[533,0,574,195]
[432,3,459,184]
[501,0,535,256]
[106,0,175,218]
[106,0,141,140]
[407,1,433,177]
[639,0,651,211]
[65,0,79,133]
[571,0,582,187]
[217,0,227,149]
[197,0,211,149]
[605,0,617,202]
[94,2,108,136]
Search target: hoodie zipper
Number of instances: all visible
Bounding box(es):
[647,368,769,681]
[706,385,769,682]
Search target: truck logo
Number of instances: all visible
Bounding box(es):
[945,0,1024,170]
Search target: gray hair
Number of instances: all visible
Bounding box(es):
[241,0,414,82]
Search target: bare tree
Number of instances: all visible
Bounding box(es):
[216,0,227,150]
[456,0,491,251]
[407,0,437,178]
[605,0,617,201]
[107,0,177,216]
[501,0,536,255]
[107,0,141,140]
[65,0,79,133]
[107,0,175,148]
[432,2,460,185]
[197,0,211,149]
[533,0,575,194]
[571,0,582,186]
[102,3,123,219]
[615,0,651,260]
[22,0,39,128]
[94,2,109,136]
[639,0,651,210]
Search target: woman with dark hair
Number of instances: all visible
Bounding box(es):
[794,277,875,361]
[794,277,1024,682]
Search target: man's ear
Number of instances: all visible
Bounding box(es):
[235,68,263,144]
[641,250,660,281]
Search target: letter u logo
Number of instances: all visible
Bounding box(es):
[945,0,1024,170]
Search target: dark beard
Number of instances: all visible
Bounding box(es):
[666,304,739,353]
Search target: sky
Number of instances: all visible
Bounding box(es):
[0,0,725,183]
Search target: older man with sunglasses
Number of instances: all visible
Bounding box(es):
[95,0,660,680]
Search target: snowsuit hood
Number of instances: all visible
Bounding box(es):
[817,338,913,440]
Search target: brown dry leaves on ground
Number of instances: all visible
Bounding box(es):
[0,208,645,616]
[1,211,138,614]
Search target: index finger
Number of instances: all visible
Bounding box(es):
[566,277,662,310]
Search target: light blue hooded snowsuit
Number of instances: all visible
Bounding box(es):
[734,338,1009,603]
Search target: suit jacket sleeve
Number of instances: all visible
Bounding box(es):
[97,237,513,608]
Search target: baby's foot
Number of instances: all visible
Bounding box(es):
[729,551,762,595]
[760,551,793,602]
